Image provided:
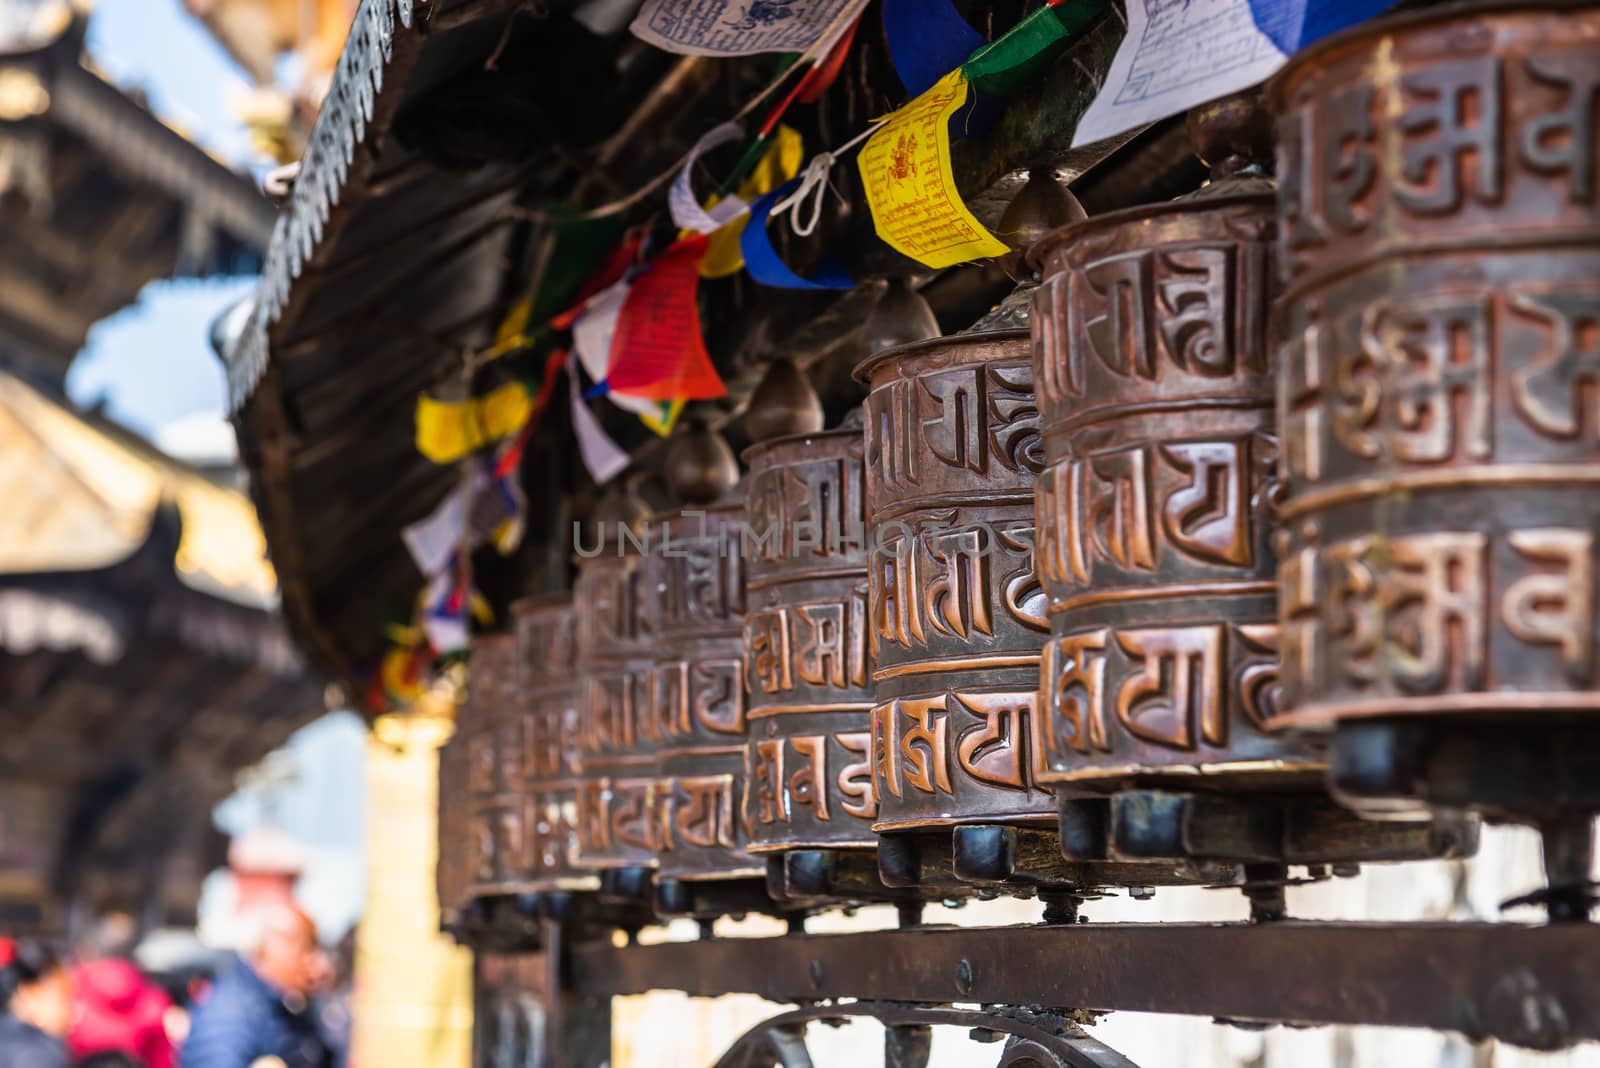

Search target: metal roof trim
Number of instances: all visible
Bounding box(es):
[222,0,417,412]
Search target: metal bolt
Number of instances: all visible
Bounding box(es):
[1129,886,1156,900]
[1332,863,1360,878]
[809,960,824,991]
[955,958,975,996]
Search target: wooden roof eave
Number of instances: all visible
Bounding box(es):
[224,0,1215,689]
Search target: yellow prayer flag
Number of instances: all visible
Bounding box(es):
[414,381,533,464]
[857,70,1008,269]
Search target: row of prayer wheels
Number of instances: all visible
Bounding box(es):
[439,1,1600,935]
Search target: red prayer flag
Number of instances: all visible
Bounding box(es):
[605,234,727,401]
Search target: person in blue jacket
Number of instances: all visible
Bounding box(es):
[0,937,72,1068]
[180,905,336,1068]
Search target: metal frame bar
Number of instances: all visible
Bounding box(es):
[567,921,1600,1052]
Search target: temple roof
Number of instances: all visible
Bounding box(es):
[0,2,275,389]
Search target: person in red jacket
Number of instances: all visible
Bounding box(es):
[69,914,176,1068]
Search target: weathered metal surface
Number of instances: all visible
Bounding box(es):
[513,595,596,892]
[742,429,878,854]
[856,331,1055,833]
[1270,4,1600,733]
[644,497,763,882]
[461,635,526,898]
[572,546,660,871]
[569,921,1600,1050]
[1028,188,1314,790]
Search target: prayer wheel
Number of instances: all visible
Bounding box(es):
[512,594,594,894]
[1270,2,1600,915]
[644,496,763,880]
[856,329,1061,886]
[742,425,881,895]
[1028,109,1305,795]
[1022,96,1476,886]
[571,539,661,879]
[461,635,527,901]
[435,707,469,932]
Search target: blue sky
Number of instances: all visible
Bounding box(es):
[65,2,264,439]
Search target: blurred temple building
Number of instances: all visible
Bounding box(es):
[181,0,359,161]
[0,0,318,936]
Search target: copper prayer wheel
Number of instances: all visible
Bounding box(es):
[856,330,1056,836]
[571,543,661,873]
[1272,1,1600,733]
[1269,3,1600,912]
[643,493,763,886]
[435,708,469,930]
[512,594,594,892]
[742,428,878,855]
[1027,158,1309,792]
[461,634,527,900]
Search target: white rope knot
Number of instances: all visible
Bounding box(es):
[769,120,886,239]
[770,152,837,238]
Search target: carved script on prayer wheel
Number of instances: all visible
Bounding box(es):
[1269,3,1600,727]
[642,499,762,880]
[856,331,1055,832]
[572,548,661,870]
[1028,193,1313,789]
[742,429,878,852]
[464,634,527,897]
[513,595,593,891]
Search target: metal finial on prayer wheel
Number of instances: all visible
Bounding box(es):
[1188,88,1273,179]
[665,421,739,506]
[859,278,940,362]
[996,166,1086,252]
[746,358,823,444]
[589,478,649,540]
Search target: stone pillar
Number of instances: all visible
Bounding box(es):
[351,700,472,1068]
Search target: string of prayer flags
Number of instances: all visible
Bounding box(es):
[741,177,856,290]
[701,124,805,278]
[402,466,483,578]
[604,234,728,400]
[569,362,632,483]
[414,380,533,464]
[571,279,690,436]
[882,0,987,97]
[960,0,1109,97]
[375,640,429,709]
[525,207,627,328]
[858,69,1008,270]
[671,122,751,234]
[630,0,865,57]
[422,559,478,655]
[1246,0,1398,52]
[795,10,860,102]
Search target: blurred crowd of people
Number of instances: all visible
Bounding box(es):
[0,906,348,1068]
